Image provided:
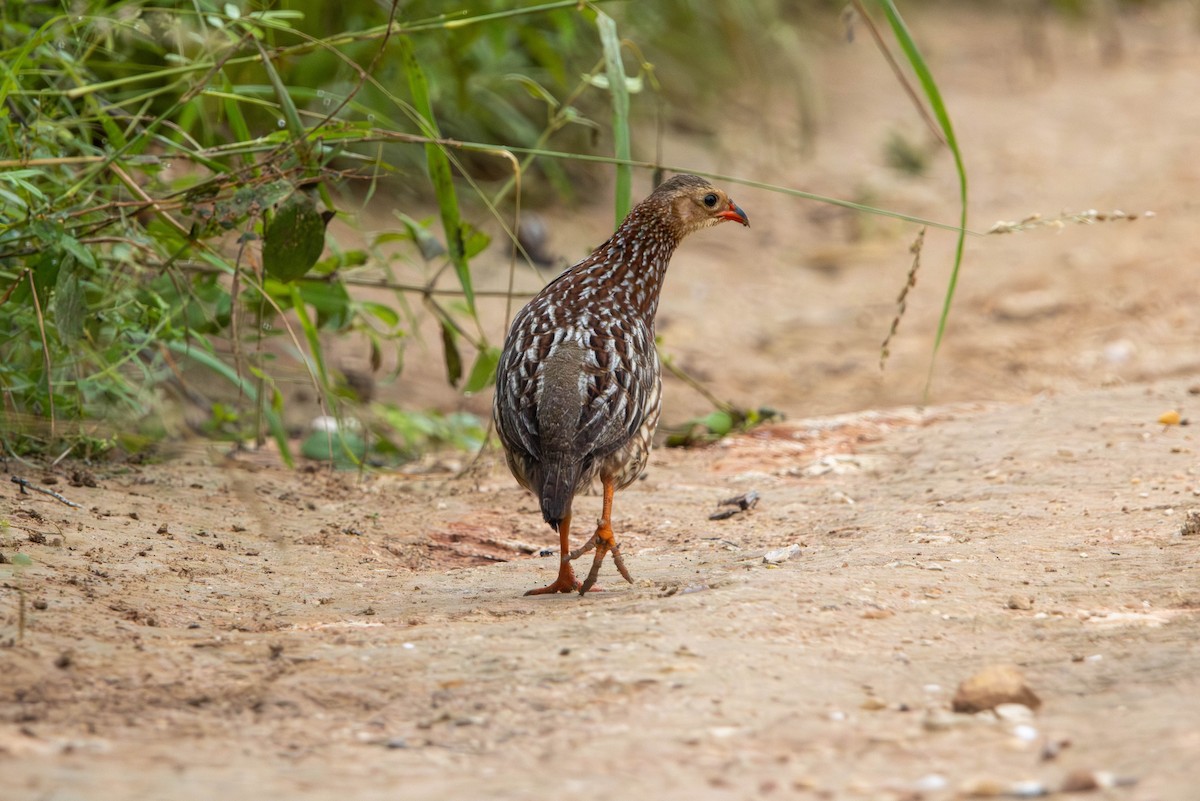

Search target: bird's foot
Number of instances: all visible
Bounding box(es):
[523,560,582,596]
[577,525,634,595]
[524,560,610,595]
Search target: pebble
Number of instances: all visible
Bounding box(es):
[914,774,948,792]
[1011,724,1039,742]
[923,708,993,732]
[992,290,1066,321]
[952,664,1042,713]
[960,777,1049,797]
[1060,769,1135,792]
[1006,594,1034,610]
[763,544,801,564]
[1181,509,1200,537]
[994,703,1036,722]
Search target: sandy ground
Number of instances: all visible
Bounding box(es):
[3,5,1200,800]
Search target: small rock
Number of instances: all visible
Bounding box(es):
[1060,769,1134,792]
[992,290,1066,321]
[516,213,555,266]
[1157,410,1182,426]
[1007,595,1034,610]
[1039,736,1071,761]
[923,708,992,732]
[763,544,801,564]
[712,490,760,521]
[1011,724,1039,742]
[994,703,1036,722]
[1181,510,1200,537]
[952,664,1042,713]
[961,778,1049,798]
[914,774,948,792]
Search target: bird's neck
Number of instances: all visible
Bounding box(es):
[579,207,681,322]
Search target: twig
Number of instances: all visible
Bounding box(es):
[170,260,535,299]
[661,351,733,413]
[11,476,84,508]
[880,227,925,371]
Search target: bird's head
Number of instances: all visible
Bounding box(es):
[650,174,750,238]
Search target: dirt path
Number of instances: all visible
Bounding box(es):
[3,379,1198,799]
[4,5,1200,799]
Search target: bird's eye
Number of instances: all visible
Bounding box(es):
[702,193,719,208]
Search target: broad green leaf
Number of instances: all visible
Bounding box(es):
[263,192,327,283]
[295,278,352,330]
[463,346,500,394]
[58,234,96,270]
[361,301,400,328]
[440,321,462,387]
[461,222,491,260]
[701,410,733,436]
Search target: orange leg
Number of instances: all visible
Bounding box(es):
[524,513,583,596]
[569,476,634,595]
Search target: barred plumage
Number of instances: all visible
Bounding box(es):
[494,174,749,596]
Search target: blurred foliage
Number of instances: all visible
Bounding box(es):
[0,0,826,463]
[664,407,783,448]
[0,0,1013,461]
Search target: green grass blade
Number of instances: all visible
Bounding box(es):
[163,340,294,467]
[289,283,330,389]
[398,36,476,315]
[875,1,968,397]
[253,36,311,166]
[596,10,632,224]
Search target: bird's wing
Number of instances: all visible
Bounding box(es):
[571,321,657,461]
[494,323,542,463]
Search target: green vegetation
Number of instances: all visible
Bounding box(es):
[0,1,969,464]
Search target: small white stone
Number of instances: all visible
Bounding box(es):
[914,774,947,791]
[1012,724,1039,742]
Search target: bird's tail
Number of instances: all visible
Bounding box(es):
[539,457,579,530]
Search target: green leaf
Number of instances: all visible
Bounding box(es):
[504,73,560,109]
[58,234,96,270]
[295,279,352,331]
[361,301,400,328]
[253,36,310,165]
[163,340,293,467]
[701,410,733,436]
[53,257,86,343]
[874,1,968,398]
[300,428,367,468]
[398,36,476,312]
[463,346,500,394]
[393,212,446,261]
[263,192,327,283]
[440,321,462,388]
[461,222,491,260]
[595,11,632,225]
